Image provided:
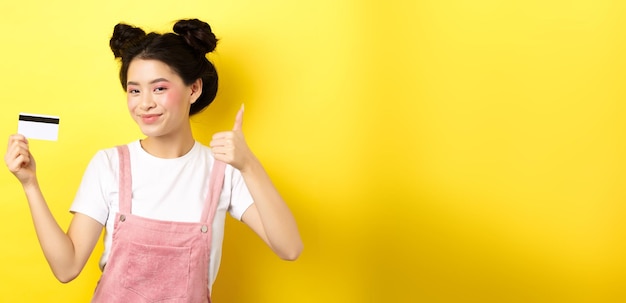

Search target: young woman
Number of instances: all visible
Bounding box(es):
[4,18,302,302]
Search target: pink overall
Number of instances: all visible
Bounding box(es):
[91,145,225,303]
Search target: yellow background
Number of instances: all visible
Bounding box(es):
[1,0,625,302]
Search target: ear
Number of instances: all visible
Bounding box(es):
[190,78,203,104]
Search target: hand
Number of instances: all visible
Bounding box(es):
[5,134,37,186]
[210,104,256,171]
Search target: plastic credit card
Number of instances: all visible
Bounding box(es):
[17,113,60,141]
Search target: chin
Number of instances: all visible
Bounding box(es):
[137,125,164,138]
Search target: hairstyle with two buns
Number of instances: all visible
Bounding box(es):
[109,19,219,116]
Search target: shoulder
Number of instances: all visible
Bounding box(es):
[190,141,219,164]
[193,140,213,154]
[193,141,237,172]
[87,141,138,171]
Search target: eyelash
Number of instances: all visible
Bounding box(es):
[127,87,167,94]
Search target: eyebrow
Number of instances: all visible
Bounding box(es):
[127,78,170,86]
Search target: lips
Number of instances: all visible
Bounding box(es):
[139,114,162,124]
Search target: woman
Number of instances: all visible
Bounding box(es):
[4,18,302,302]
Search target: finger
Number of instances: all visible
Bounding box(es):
[14,153,30,169]
[7,134,27,149]
[211,147,234,163]
[6,141,24,162]
[211,130,236,142]
[209,138,233,149]
[7,150,30,172]
[232,104,244,132]
[9,139,29,155]
[11,134,27,143]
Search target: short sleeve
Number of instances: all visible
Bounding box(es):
[69,150,116,225]
[227,167,254,220]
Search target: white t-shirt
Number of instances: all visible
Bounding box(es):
[70,140,254,290]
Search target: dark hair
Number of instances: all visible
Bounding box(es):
[109,19,219,116]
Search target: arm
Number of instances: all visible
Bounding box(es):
[239,156,303,260]
[5,135,103,283]
[210,106,303,260]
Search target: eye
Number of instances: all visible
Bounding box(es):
[127,88,140,94]
[154,86,167,93]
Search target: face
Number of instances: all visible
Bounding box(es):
[126,59,201,139]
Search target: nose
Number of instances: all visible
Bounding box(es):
[139,92,156,111]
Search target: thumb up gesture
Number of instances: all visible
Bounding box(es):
[210,104,255,171]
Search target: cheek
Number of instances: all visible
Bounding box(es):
[126,96,134,110]
[127,96,139,112]
[160,89,188,109]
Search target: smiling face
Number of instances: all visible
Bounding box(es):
[126,59,202,140]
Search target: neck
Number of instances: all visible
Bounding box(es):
[140,131,195,159]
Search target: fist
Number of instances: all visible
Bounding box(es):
[210,105,254,171]
[5,134,37,185]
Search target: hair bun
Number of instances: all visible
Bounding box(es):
[173,19,218,54]
[110,23,146,58]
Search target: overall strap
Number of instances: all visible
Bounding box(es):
[200,159,227,224]
[116,145,132,214]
